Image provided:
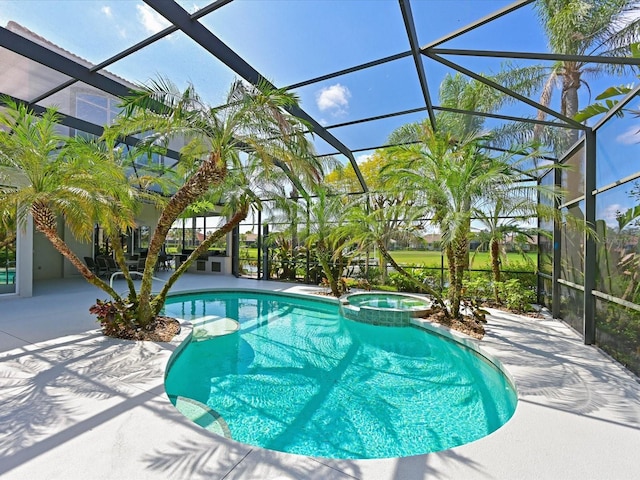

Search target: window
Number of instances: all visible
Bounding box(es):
[76,92,121,126]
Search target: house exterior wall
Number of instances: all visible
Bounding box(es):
[32,221,63,281]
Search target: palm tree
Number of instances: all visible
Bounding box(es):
[534,0,640,146]
[338,196,449,308]
[472,194,538,303]
[303,187,346,296]
[326,149,423,284]
[63,135,171,302]
[105,78,321,326]
[0,98,135,301]
[385,123,515,318]
[0,210,16,251]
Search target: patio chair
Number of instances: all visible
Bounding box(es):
[96,256,119,278]
[95,256,111,278]
[136,257,146,272]
[84,256,100,276]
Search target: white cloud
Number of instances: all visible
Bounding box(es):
[601,203,623,228]
[116,26,128,39]
[615,125,640,145]
[316,84,351,115]
[136,3,171,34]
[187,3,202,14]
[100,5,127,38]
[356,153,372,164]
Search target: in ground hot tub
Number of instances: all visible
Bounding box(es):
[339,292,432,326]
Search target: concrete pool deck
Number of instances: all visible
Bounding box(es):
[0,274,639,479]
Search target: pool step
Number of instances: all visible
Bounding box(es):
[191,315,239,341]
[169,395,232,438]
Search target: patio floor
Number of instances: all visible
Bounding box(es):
[1,273,639,479]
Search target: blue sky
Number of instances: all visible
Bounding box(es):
[0,1,553,145]
[1,0,639,182]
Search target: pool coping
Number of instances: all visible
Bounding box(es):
[1,275,639,480]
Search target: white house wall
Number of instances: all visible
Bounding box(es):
[62,222,91,278]
[32,220,63,281]
[15,215,32,297]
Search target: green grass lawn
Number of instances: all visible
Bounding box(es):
[238,246,536,272]
[387,250,537,271]
[239,247,259,260]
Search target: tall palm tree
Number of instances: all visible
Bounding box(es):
[105,78,321,326]
[534,0,640,146]
[385,123,513,318]
[0,98,135,300]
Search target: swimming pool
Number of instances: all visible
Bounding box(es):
[164,290,517,459]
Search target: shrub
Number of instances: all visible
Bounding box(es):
[501,259,537,289]
[496,279,536,313]
[388,265,441,294]
[462,275,493,303]
[463,276,536,313]
[90,298,138,337]
[356,265,382,284]
[388,271,416,292]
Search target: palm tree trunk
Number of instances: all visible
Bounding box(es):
[378,248,387,284]
[490,238,501,303]
[562,65,581,146]
[33,219,121,301]
[445,243,456,315]
[110,233,138,300]
[138,153,227,325]
[151,205,248,316]
[318,250,340,297]
[534,73,556,141]
[449,230,469,319]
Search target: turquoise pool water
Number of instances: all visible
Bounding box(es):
[164,291,517,459]
[345,292,430,310]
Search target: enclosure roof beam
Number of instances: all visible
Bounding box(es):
[283,52,411,91]
[423,0,535,49]
[399,0,437,131]
[323,105,571,132]
[430,48,640,67]
[425,52,586,130]
[0,26,131,100]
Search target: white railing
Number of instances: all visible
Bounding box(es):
[109,271,166,291]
